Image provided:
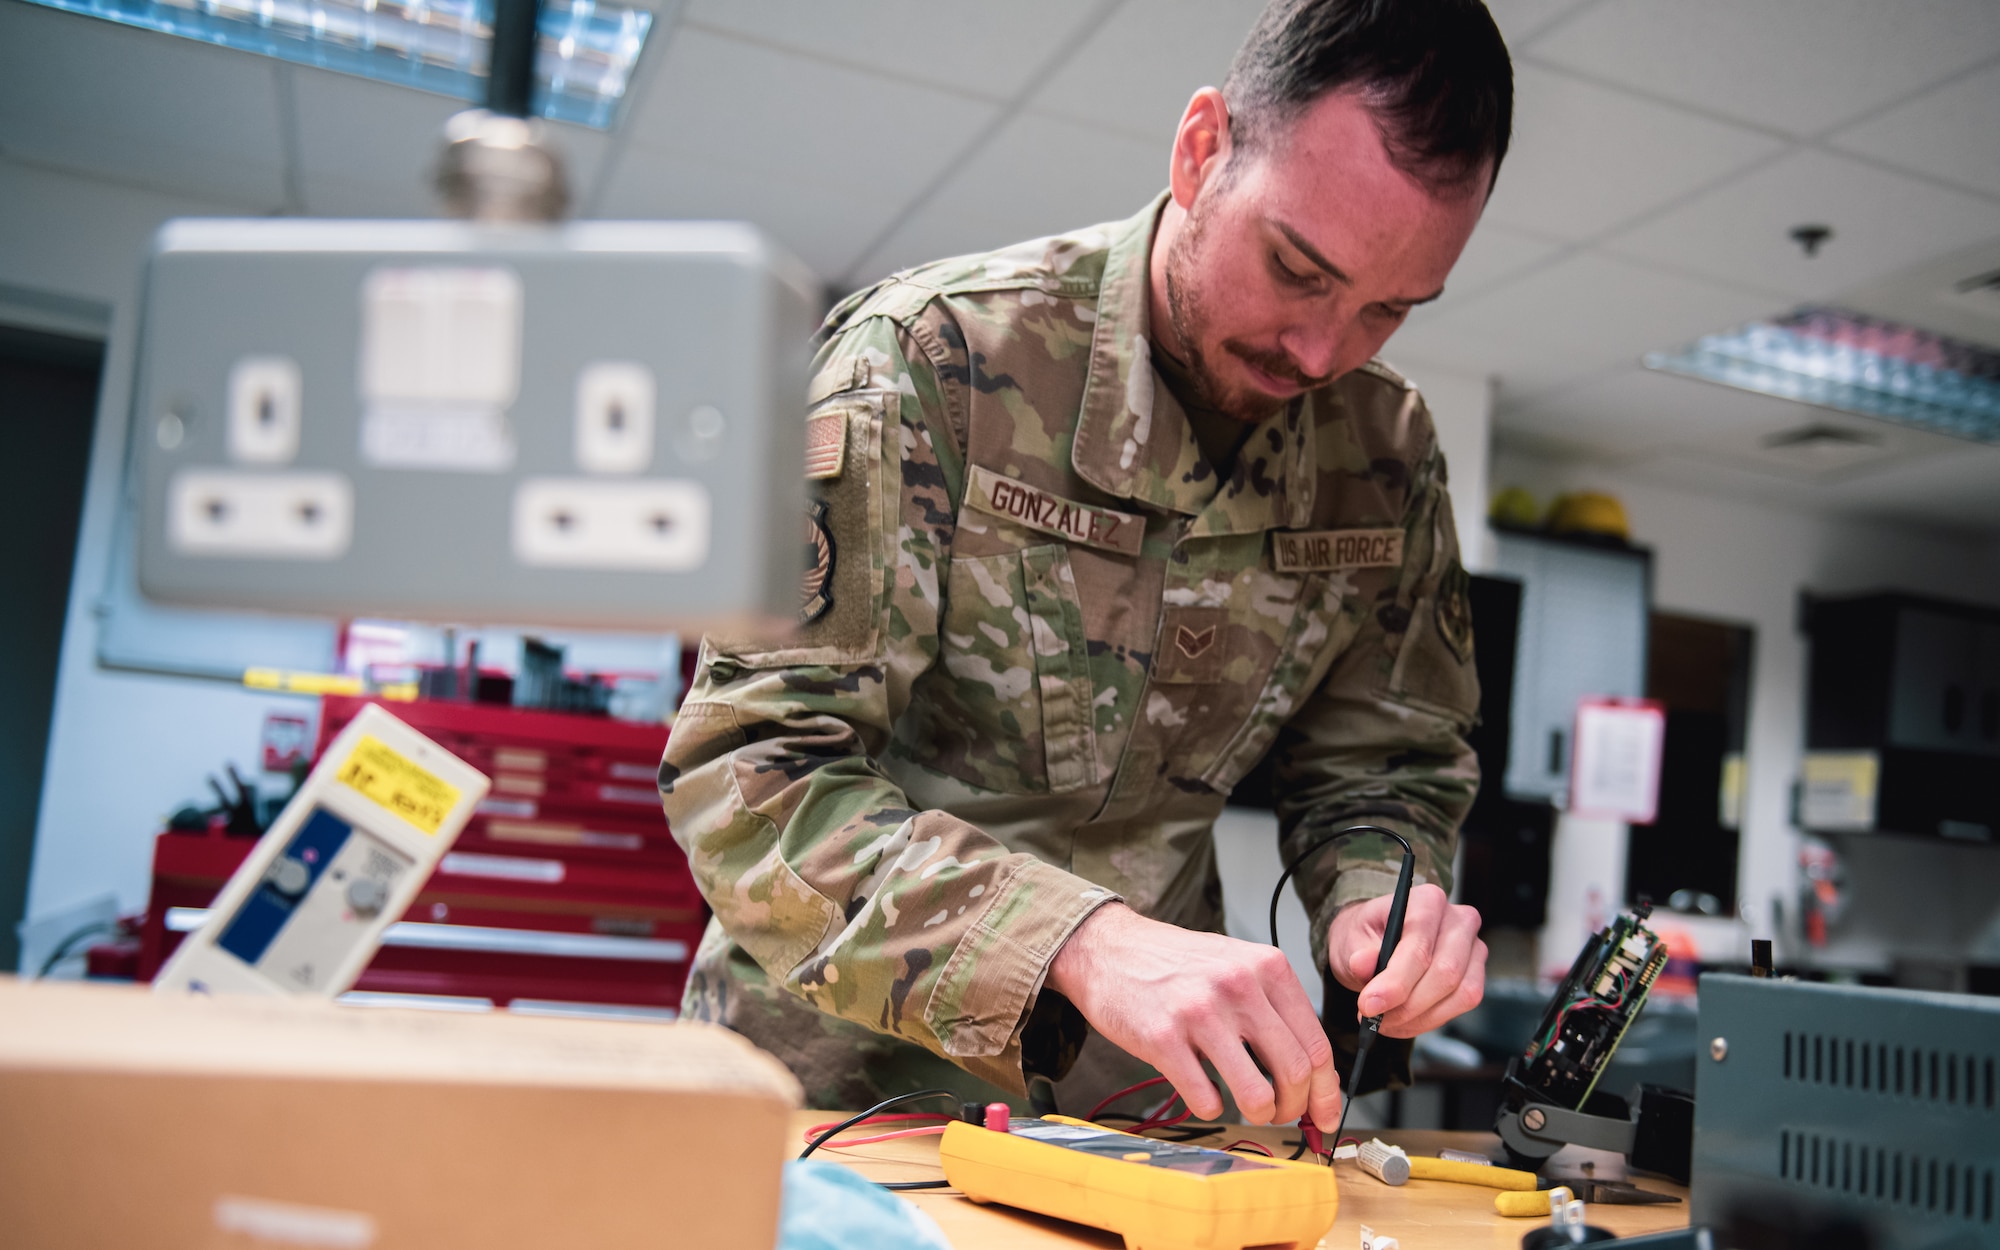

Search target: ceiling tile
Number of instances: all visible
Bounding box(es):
[1405,251,1777,399]
[1829,63,2000,203]
[0,4,287,209]
[1434,220,1566,305]
[676,0,1103,101]
[617,25,996,258]
[849,112,1163,284]
[1601,148,2000,303]
[1485,0,1596,50]
[1529,0,2000,137]
[596,145,872,281]
[293,69,608,218]
[1031,1,1266,140]
[1481,65,1783,243]
[1498,364,1922,460]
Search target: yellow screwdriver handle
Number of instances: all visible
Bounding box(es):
[1406,1157,1540,1190]
[1496,1184,1568,1216]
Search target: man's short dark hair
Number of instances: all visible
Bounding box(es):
[1223,0,1514,194]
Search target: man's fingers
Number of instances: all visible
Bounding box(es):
[1384,941,1488,1037]
[1356,885,1445,1017]
[1197,1028,1279,1125]
[1379,902,1482,1028]
[1259,965,1340,1129]
[1147,1038,1226,1123]
[1236,999,1319,1125]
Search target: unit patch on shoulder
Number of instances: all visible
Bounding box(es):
[965,465,1145,557]
[1435,560,1473,665]
[1271,528,1405,573]
[801,500,836,624]
[805,410,849,480]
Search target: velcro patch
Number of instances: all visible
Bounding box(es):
[966,465,1144,557]
[804,410,848,480]
[1272,528,1405,573]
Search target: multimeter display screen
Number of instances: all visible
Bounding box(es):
[1008,1121,1275,1174]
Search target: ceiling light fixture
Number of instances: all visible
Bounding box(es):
[24,0,652,130]
[1645,306,2000,445]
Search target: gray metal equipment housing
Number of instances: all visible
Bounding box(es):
[1692,973,1998,1249]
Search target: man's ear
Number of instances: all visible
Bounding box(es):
[1169,87,1236,210]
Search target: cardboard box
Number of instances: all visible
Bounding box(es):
[0,978,801,1248]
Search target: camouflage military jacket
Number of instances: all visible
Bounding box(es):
[660,194,1480,1101]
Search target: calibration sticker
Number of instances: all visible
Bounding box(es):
[335,735,460,835]
[1271,528,1405,573]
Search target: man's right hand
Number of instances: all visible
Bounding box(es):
[1046,901,1342,1130]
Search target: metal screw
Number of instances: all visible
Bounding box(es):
[1711,1037,1729,1062]
[1523,1107,1546,1132]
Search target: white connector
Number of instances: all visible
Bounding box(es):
[227,357,303,464]
[574,362,655,474]
[168,469,354,559]
[510,477,710,571]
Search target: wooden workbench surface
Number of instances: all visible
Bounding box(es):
[792,1110,1689,1249]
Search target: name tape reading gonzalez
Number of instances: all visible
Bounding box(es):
[1272,528,1405,573]
[335,735,461,835]
[967,466,1145,557]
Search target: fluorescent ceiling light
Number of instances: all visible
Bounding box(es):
[1646,306,2000,445]
[25,0,652,129]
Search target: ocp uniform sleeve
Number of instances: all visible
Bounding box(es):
[1269,396,1482,980]
[658,303,1118,1094]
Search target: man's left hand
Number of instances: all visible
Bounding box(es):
[1325,884,1486,1037]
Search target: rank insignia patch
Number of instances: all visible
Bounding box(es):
[801,500,835,624]
[1176,624,1217,659]
[1436,560,1473,665]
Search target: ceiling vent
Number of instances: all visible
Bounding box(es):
[1756,424,1894,475]
[1646,306,2000,444]
[1941,268,2000,323]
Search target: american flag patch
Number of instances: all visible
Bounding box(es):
[805,410,848,480]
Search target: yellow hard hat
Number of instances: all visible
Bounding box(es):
[1545,492,1630,542]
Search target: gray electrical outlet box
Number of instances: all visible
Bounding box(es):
[1692,973,1998,1248]
[132,219,820,633]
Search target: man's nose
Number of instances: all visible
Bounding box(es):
[1278,320,1344,386]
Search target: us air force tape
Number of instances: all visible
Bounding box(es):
[1271,528,1405,573]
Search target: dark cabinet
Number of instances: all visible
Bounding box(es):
[1802,592,2000,840]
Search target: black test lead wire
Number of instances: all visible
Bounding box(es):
[1266,822,1417,1161]
[798,1089,961,1191]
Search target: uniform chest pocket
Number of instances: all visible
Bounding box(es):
[1188,572,1358,793]
[915,543,1099,795]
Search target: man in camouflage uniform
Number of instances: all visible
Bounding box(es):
[661,0,1512,1132]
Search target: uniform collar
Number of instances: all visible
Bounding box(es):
[1071,192,1316,535]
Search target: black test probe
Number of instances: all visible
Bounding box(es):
[1267,822,1418,1158]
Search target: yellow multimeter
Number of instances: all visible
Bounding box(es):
[938,1115,1337,1250]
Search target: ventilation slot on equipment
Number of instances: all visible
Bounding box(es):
[1781,1032,1999,1112]
[1777,1130,1995,1225]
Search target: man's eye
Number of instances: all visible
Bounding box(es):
[1271,253,1314,287]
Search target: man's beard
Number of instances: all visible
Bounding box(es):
[1162,200,1325,424]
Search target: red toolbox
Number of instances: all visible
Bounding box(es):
[135,696,707,1015]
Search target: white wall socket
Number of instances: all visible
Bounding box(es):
[511,478,710,571]
[574,362,655,474]
[228,357,303,464]
[168,469,354,559]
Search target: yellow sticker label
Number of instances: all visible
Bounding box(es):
[335,735,460,835]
